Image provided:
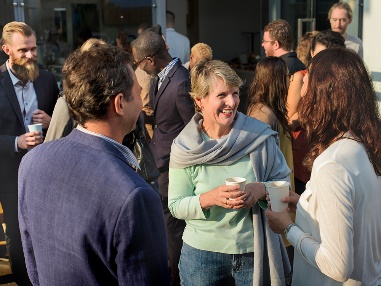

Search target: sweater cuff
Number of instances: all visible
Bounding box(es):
[286,223,304,246]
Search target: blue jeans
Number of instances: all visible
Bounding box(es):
[179,243,254,286]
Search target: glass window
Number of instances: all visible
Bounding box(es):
[7,0,153,68]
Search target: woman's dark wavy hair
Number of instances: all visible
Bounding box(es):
[299,48,381,175]
[311,30,345,54]
[247,56,291,137]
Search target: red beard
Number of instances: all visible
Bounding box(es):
[11,56,40,81]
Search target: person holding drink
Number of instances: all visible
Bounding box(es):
[168,60,291,285]
[266,48,381,285]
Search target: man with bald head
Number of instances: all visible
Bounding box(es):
[131,30,194,286]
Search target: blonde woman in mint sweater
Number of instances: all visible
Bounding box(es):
[169,60,291,286]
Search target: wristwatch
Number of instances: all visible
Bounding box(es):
[284,223,296,237]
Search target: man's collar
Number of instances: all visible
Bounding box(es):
[157,57,179,81]
[279,51,296,58]
[275,49,294,58]
[76,125,140,170]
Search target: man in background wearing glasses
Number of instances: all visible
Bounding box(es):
[262,19,305,74]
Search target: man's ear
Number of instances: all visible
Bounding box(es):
[113,93,125,115]
[2,45,10,55]
[148,57,155,66]
[273,40,280,50]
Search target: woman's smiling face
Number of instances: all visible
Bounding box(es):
[197,76,240,133]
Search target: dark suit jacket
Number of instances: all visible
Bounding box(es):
[0,63,58,195]
[18,129,170,285]
[150,61,194,171]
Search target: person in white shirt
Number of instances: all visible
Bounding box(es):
[166,10,190,64]
[328,2,363,59]
[266,48,381,286]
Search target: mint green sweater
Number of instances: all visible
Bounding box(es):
[168,154,256,254]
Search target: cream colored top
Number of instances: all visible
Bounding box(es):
[288,137,381,285]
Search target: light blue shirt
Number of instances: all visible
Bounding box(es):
[166,28,190,64]
[76,125,140,171]
[6,61,38,152]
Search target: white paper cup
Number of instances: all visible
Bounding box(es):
[226,177,246,200]
[266,181,290,212]
[28,123,42,133]
[226,177,246,190]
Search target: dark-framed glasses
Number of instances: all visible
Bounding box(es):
[262,39,274,44]
[133,56,149,67]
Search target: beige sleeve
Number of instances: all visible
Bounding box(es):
[44,97,71,142]
[135,67,153,116]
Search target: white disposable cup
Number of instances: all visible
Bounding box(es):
[28,123,42,133]
[266,181,290,212]
[226,177,246,201]
[226,177,246,191]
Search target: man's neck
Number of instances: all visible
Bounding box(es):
[275,48,293,57]
[84,121,125,144]
[156,55,174,71]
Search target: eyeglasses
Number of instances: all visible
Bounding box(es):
[133,53,156,67]
[262,39,274,44]
[133,56,149,67]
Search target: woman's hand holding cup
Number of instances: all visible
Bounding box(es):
[199,184,245,210]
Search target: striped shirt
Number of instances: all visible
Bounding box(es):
[157,57,179,90]
[76,125,140,170]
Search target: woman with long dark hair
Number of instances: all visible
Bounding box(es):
[247,56,296,262]
[266,48,381,285]
[247,57,293,190]
[247,57,291,139]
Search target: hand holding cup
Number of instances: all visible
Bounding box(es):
[266,181,290,212]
